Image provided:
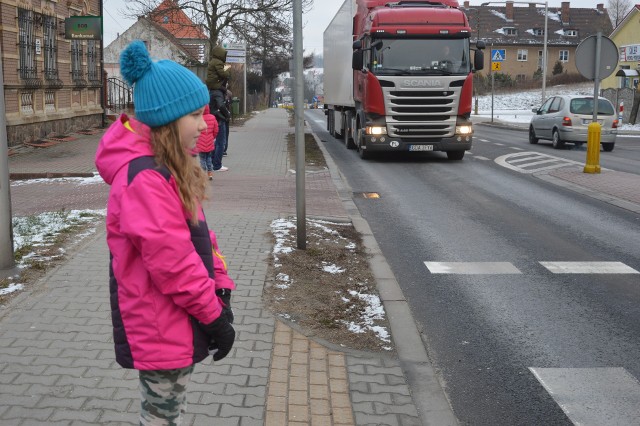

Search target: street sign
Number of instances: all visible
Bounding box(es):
[491,49,505,62]
[226,56,246,64]
[222,42,246,50]
[576,35,618,80]
[491,62,501,71]
[65,16,102,40]
[227,49,246,57]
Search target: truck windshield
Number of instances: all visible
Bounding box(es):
[371,39,470,76]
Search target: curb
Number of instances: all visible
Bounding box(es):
[308,124,458,426]
[10,172,96,180]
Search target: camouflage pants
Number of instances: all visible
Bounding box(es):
[139,365,194,426]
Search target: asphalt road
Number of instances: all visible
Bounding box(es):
[306,110,640,425]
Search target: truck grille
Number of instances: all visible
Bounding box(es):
[384,87,459,138]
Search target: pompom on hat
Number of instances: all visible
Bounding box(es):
[120,40,209,127]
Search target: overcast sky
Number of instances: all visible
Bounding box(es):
[103,0,616,56]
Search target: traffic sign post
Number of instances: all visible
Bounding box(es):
[491,62,501,71]
[223,42,247,114]
[491,49,505,62]
[576,32,618,174]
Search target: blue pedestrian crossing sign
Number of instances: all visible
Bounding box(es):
[491,49,506,62]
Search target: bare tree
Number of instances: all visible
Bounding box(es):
[607,0,633,27]
[124,0,312,59]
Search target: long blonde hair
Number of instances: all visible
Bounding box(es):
[151,122,207,225]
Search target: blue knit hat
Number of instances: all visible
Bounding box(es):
[120,41,209,127]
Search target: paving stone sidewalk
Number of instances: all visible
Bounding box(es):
[1,109,425,425]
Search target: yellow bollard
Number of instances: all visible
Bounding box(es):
[583,121,601,174]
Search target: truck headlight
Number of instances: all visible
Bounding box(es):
[366,126,387,135]
[455,125,473,135]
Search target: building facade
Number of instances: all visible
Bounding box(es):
[1,0,103,147]
[602,5,640,90]
[462,1,612,83]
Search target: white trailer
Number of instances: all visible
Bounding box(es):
[323,0,355,139]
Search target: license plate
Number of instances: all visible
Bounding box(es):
[409,145,434,151]
[582,119,603,125]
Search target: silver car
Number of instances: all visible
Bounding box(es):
[529,95,618,151]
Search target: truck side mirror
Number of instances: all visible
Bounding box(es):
[476,40,486,50]
[352,50,364,70]
[474,50,484,71]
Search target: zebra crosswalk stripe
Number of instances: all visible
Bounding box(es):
[529,367,640,425]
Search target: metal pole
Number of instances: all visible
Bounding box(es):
[0,48,16,271]
[593,32,602,122]
[243,61,247,114]
[491,42,494,123]
[293,0,306,249]
[541,1,548,104]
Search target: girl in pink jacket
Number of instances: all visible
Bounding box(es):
[95,41,235,425]
[195,104,219,180]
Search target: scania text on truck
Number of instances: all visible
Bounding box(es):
[323,0,485,160]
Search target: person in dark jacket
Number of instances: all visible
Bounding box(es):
[95,40,236,425]
[206,45,231,91]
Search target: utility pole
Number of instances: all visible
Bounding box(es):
[293,0,306,249]
[0,47,16,273]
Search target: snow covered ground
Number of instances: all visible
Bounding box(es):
[473,82,640,131]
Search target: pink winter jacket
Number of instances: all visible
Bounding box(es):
[95,115,235,370]
[195,105,218,154]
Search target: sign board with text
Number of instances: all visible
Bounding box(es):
[65,16,102,40]
[619,44,640,62]
[227,49,246,57]
[227,56,246,64]
[222,42,246,51]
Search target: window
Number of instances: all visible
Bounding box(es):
[516,74,526,82]
[504,27,517,36]
[43,15,58,80]
[533,28,545,36]
[87,40,99,82]
[163,16,169,23]
[548,97,562,113]
[18,8,37,80]
[517,49,528,61]
[559,50,569,62]
[71,40,84,84]
[564,29,577,37]
[538,50,544,69]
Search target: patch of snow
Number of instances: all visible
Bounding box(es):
[345,242,356,250]
[0,283,24,296]
[322,262,345,274]
[541,9,561,22]
[490,9,508,20]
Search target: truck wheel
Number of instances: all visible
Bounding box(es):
[446,151,465,160]
[345,129,356,150]
[357,129,369,159]
[602,142,615,152]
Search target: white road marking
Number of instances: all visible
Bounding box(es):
[519,159,565,168]
[474,156,491,161]
[494,143,505,146]
[510,147,524,150]
[424,262,522,274]
[495,152,583,174]
[509,154,547,164]
[479,139,490,142]
[530,367,640,426]
[540,261,639,274]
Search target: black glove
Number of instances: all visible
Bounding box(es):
[199,315,235,361]
[216,289,234,324]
